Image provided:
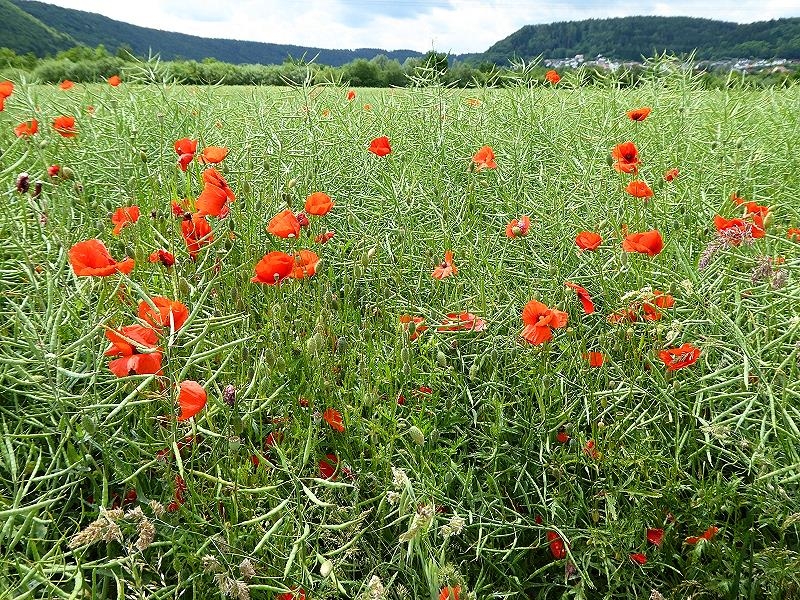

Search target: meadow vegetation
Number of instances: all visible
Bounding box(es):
[1,58,799,599]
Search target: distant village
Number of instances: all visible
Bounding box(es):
[543,54,798,74]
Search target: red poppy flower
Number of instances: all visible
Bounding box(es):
[625,180,653,199]
[506,215,530,238]
[277,587,306,600]
[432,250,457,280]
[268,209,301,238]
[346,89,356,101]
[629,552,648,565]
[111,206,140,235]
[251,251,295,285]
[659,343,701,371]
[69,239,134,277]
[14,119,38,138]
[107,75,121,87]
[730,192,746,206]
[575,231,602,251]
[199,146,228,164]
[177,152,194,171]
[319,453,338,480]
[664,168,679,182]
[400,315,427,341]
[521,299,568,345]
[565,282,595,314]
[788,227,800,242]
[291,250,320,279]
[622,230,663,256]
[472,145,497,170]
[139,297,189,331]
[647,528,664,548]
[177,380,206,421]
[611,141,640,174]
[196,169,236,217]
[304,192,333,216]
[59,80,75,90]
[149,249,176,267]
[547,531,567,558]
[369,136,391,156]
[714,214,765,244]
[743,202,769,219]
[315,231,335,244]
[583,351,605,367]
[323,408,344,432]
[439,586,460,600]
[437,312,487,332]
[545,70,560,84]
[626,107,651,121]
[584,439,600,459]
[48,165,60,178]
[181,213,213,259]
[685,525,719,545]
[0,80,13,110]
[556,429,570,443]
[642,291,674,321]
[104,324,163,377]
[174,137,198,156]
[53,116,77,138]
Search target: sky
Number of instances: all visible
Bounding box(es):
[42,0,800,54]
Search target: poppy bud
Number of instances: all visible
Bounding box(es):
[354,264,364,279]
[336,336,348,353]
[367,246,377,260]
[329,293,340,310]
[436,350,448,368]
[763,210,774,229]
[361,252,371,269]
[406,320,417,336]
[469,364,479,380]
[39,139,49,149]
[320,559,333,578]
[400,347,410,363]
[73,182,83,195]
[139,150,148,163]
[287,178,297,189]
[408,425,425,446]
[60,166,75,180]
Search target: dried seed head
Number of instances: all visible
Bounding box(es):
[16,173,30,194]
[238,558,255,580]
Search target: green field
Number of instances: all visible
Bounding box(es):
[1,64,800,599]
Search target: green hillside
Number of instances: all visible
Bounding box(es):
[481,16,800,63]
[6,0,422,66]
[0,0,74,56]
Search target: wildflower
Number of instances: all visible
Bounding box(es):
[60,80,75,90]
[556,428,570,443]
[69,239,134,277]
[432,250,457,280]
[565,282,595,314]
[625,180,653,199]
[177,380,207,421]
[13,119,38,137]
[472,145,498,171]
[369,136,391,157]
[196,168,235,217]
[277,587,306,600]
[290,250,320,279]
[16,173,29,194]
[575,231,602,251]
[584,439,600,459]
[111,206,140,235]
[642,290,674,321]
[664,168,679,182]
[685,525,719,545]
[104,325,163,377]
[659,343,701,371]
[319,454,339,480]
[363,103,372,111]
[439,586,460,600]
[346,89,356,101]
[304,192,333,216]
[399,504,434,542]
[630,553,648,565]
[714,214,764,245]
[138,297,189,331]
[545,70,560,84]
[730,192,746,206]
[521,299,568,345]
[547,531,567,558]
[787,227,800,241]
[48,165,60,178]
[223,385,236,408]
[437,312,487,332]
[611,141,640,174]
[647,528,664,548]
[400,315,427,341]
[149,249,176,267]
[251,252,295,285]
[627,107,651,121]
[53,116,77,138]
[108,75,121,87]
[181,213,214,259]
[315,231,335,244]
[199,146,229,164]
[268,209,301,238]
[0,80,13,110]
[174,138,198,171]
[323,408,344,432]
[506,215,530,238]
[743,202,769,219]
[622,230,664,256]
[583,351,605,367]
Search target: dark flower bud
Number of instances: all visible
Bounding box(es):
[16,173,29,194]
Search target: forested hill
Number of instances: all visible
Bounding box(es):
[3,0,422,65]
[481,16,800,63]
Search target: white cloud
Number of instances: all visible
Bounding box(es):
[40,0,800,54]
